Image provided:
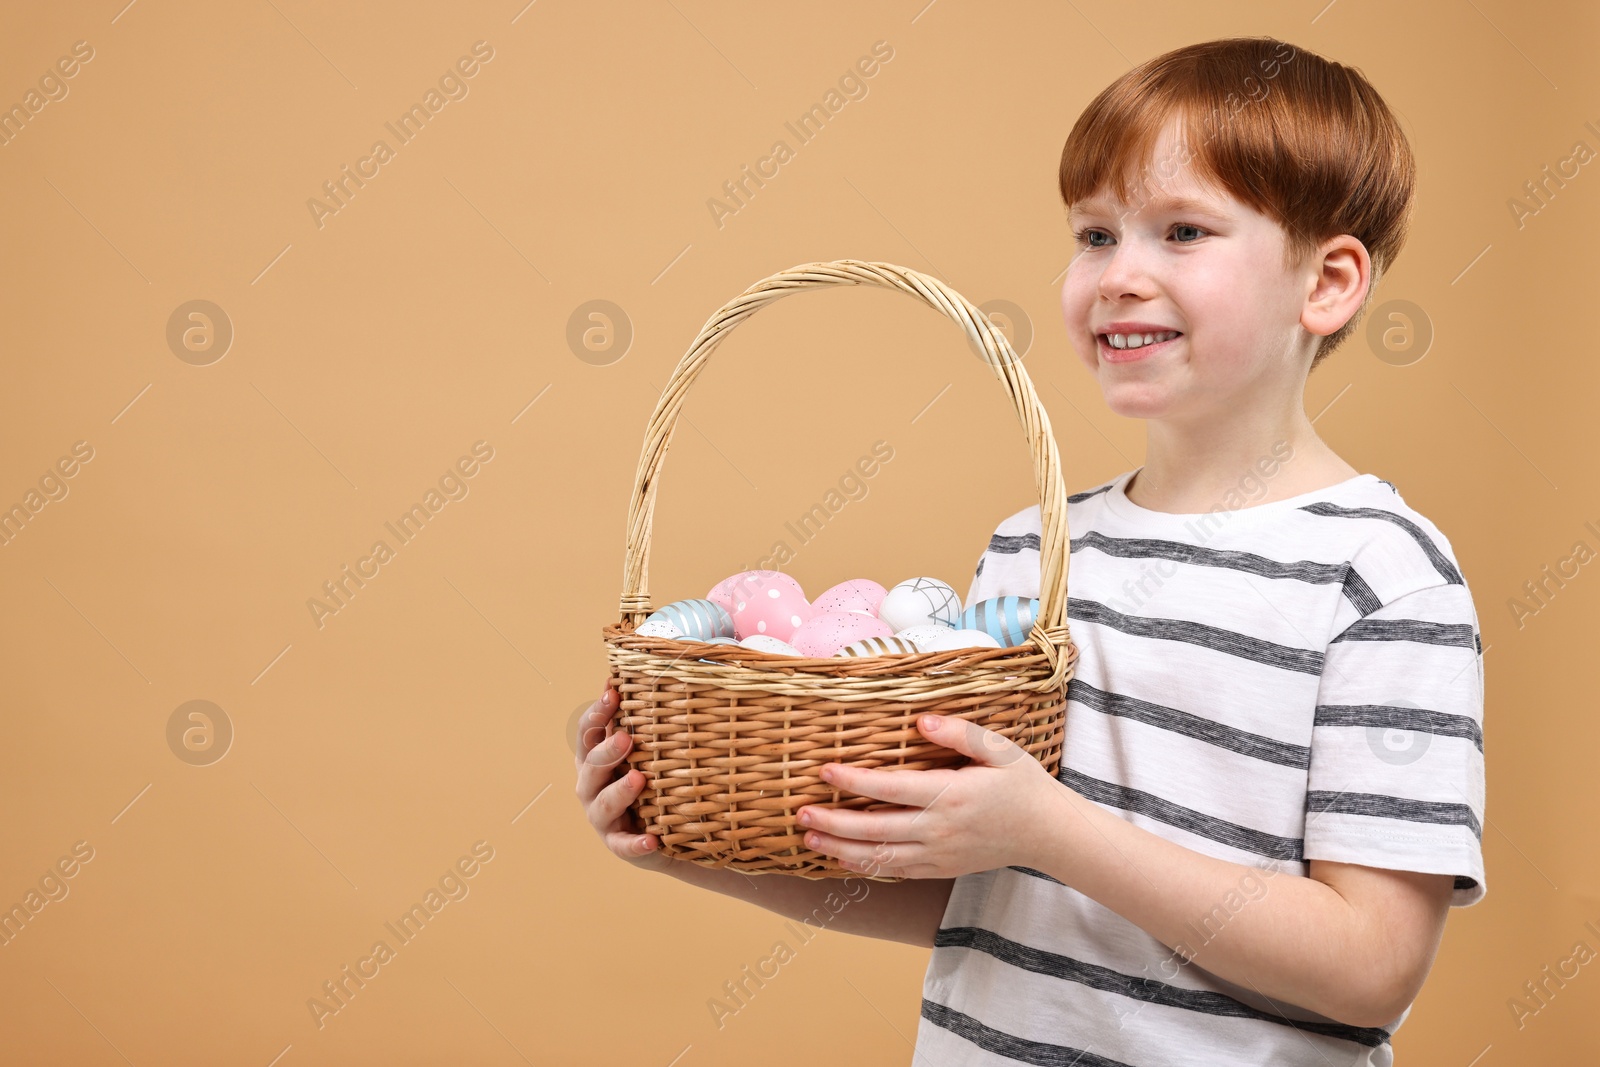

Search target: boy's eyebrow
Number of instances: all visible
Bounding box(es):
[1071,194,1234,221]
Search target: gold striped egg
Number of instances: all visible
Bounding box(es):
[835,636,922,658]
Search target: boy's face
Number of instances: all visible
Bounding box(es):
[1060,115,1316,423]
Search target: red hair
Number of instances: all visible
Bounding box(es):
[1059,37,1416,370]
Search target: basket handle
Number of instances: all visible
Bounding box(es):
[617,259,1071,640]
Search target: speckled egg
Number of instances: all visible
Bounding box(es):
[789,611,894,658]
[634,618,683,639]
[812,579,889,617]
[958,595,1040,648]
[879,577,963,631]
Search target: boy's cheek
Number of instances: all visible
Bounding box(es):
[1058,272,1123,370]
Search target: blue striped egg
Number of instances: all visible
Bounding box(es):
[647,599,735,641]
[835,636,922,658]
[957,596,1040,648]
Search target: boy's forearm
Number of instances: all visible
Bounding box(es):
[1033,785,1399,1027]
[656,856,955,949]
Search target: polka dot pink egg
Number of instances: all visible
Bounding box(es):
[731,581,814,642]
[709,569,805,614]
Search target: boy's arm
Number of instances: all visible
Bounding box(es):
[1038,578,1480,1027]
[655,860,956,949]
[1032,787,1454,1027]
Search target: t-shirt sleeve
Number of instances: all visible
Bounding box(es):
[1303,581,1487,907]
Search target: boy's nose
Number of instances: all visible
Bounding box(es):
[1096,244,1159,301]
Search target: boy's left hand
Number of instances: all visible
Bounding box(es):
[796,713,1065,879]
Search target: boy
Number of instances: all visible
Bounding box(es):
[578,35,1485,1066]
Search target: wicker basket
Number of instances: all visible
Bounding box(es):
[602,259,1076,881]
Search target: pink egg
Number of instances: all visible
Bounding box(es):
[708,569,806,614]
[788,611,894,658]
[730,581,815,642]
[812,578,889,617]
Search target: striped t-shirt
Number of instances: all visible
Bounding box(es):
[915,467,1487,1066]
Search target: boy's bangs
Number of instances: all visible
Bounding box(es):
[1058,97,1238,221]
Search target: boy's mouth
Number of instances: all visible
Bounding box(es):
[1098,330,1182,362]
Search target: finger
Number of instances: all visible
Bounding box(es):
[575,690,619,758]
[605,826,660,860]
[575,729,632,803]
[918,714,1028,768]
[802,804,919,844]
[588,767,644,832]
[823,762,944,808]
[573,704,617,765]
[803,828,920,873]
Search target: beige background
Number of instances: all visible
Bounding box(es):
[0,1,1595,1064]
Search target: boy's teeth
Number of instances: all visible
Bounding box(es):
[1107,330,1179,349]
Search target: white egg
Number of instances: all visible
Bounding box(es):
[738,634,802,656]
[894,625,956,651]
[635,618,684,639]
[919,628,1003,652]
[879,577,962,631]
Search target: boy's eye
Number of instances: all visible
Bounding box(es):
[1075,225,1209,247]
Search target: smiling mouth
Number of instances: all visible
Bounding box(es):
[1100,330,1182,349]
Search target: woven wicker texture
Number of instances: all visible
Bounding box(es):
[602,259,1076,880]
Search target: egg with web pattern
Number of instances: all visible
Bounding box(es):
[878,577,962,631]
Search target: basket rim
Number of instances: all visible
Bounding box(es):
[603,618,1080,697]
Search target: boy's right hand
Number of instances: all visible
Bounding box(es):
[574,679,669,872]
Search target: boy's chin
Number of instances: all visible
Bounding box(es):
[1098,383,1181,420]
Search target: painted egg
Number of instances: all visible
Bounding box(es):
[893,625,955,651]
[879,577,962,631]
[708,570,806,614]
[812,579,889,617]
[919,628,1003,652]
[835,635,923,657]
[789,611,894,658]
[694,635,745,663]
[635,618,683,639]
[739,634,802,656]
[730,579,815,642]
[646,598,735,641]
[959,596,1040,648]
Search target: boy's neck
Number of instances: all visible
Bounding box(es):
[1125,414,1360,515]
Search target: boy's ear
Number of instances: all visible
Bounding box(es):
[1301,235,1371,339]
